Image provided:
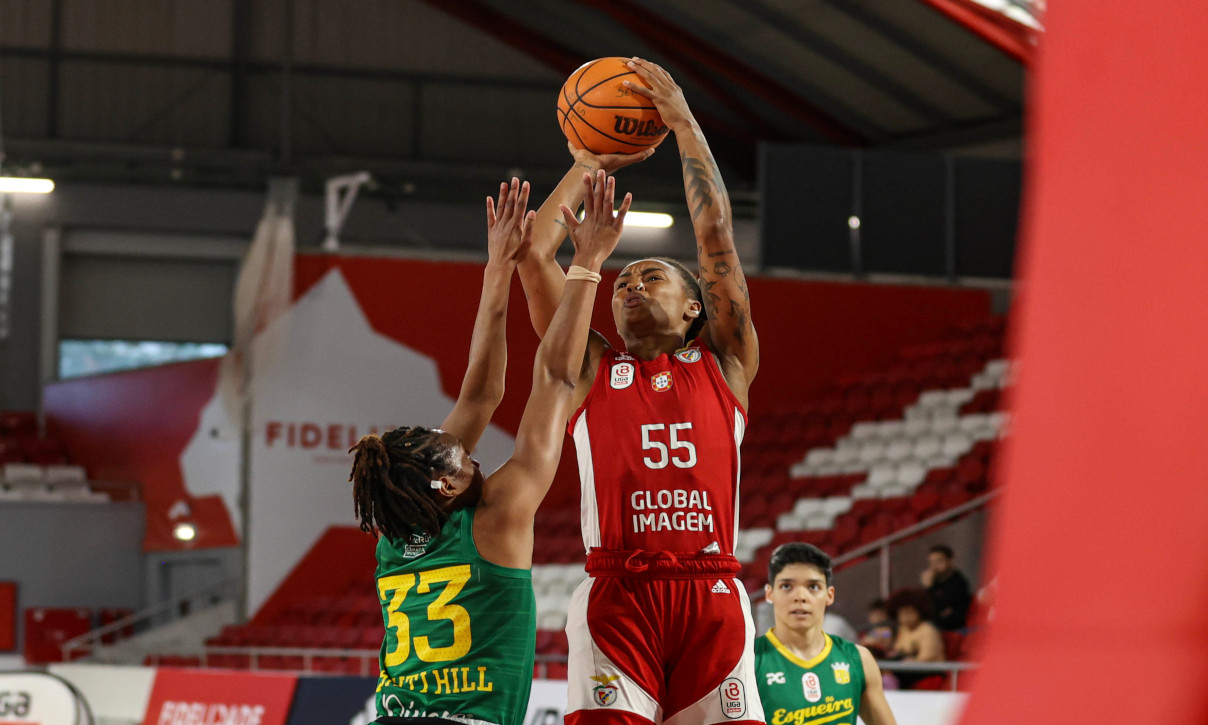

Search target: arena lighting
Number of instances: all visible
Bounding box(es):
[848,215,862,230]
[173,522,197,542]
[0,177,54,193]
[577,210,674,228]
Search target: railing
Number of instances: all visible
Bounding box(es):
[61,578,241,661]
[877,660,980,692]
[832,491,998,598]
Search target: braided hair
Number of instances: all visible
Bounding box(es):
[648,257,707,342]
[349,426,457,541]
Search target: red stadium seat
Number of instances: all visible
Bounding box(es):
[0,411,36,438]
[18,437,68,465]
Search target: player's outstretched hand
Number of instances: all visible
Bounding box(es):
[485,177,535,265]
[569,140,655,174]
[622,57,693,130]
[559,169,631,267]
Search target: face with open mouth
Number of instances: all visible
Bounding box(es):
[611,259,700,342]
[766,563,836,633]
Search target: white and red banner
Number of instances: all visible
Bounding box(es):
[142,668,298,725]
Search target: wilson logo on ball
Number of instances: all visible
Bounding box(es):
[613,117,669,139]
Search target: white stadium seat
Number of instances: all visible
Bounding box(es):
[895,461,927,488]
[857,441,886,465]
[941,432,974,458]
[883,439,914,462]
[2,463,44,483]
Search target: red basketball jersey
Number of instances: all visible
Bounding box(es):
[568,340,747,554]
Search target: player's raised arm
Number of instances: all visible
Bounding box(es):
[439,178,535,453]
[518,143,652,338]
[624,58,759,402]
[475,171,630,567]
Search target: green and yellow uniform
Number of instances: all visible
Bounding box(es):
[754,631,865,725]
[374,507,536,725]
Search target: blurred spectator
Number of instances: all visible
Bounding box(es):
[887,588,945,689]
[823,611,858,641]
[858,598,895,658]
[920,544,972,630]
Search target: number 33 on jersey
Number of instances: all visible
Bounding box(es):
[570,342,747,554]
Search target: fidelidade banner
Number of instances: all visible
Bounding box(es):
[142,668,297,725]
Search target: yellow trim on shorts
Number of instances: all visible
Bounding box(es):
[767,629,833,670]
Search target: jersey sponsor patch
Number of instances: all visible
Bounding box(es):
[832,661,851,684]
[403,532,432,558]
[651,371,673,392]
[765,671,786,685]
[610,362,635,389]
[802,672,822,703]
[719,677,746,719]
[591,674,619,706]
[711,579,731,594]
[675,347,702,363]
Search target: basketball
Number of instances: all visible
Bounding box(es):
[557,57,670,155]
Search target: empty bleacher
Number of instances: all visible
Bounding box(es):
[0,411,109,503]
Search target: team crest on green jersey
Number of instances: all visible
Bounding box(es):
[831,662,851,685]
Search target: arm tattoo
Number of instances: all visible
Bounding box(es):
[700,276,722,318]
[707,248,736,257]
[727,298,749,345]
[713,260,732,278]
[681,153,715,221]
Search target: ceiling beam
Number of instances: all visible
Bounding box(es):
[576,0,869,147]
[815,0,1019,113]
[913,0,1037,66]
[413,0,761,160]
[732,0,954,126]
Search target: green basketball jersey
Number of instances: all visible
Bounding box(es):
[754,631,866,725]
[373,507,536,725]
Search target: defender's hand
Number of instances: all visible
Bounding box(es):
[559,169,631,270]
[485,177,535,265]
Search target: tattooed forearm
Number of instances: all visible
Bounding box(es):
[727,298,750,345]
[681,153,715,221]
[700,276,722,318]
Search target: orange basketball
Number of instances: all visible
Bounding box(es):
[557,57,670,155]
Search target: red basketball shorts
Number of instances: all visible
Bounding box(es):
[564,552,764,725]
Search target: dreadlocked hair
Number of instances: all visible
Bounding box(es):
[349,426,455,542]
[649,256,707,342]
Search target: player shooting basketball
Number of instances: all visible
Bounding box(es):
[518,58,761,725]
[349,174,631,725]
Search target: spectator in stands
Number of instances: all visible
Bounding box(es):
[859,598,895,658]
[885,588,945,689]
[920,544,972,630]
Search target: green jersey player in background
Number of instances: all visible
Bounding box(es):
[348,172,632,725]
[755,543,897,725]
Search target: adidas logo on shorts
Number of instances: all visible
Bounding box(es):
[711,580,731,594]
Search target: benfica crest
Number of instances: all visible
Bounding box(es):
[675,347,702,363]
[591,674,620,706]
